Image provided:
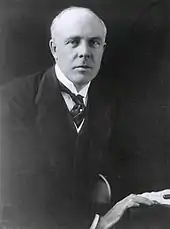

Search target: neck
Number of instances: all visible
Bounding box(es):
[74,83,88,93]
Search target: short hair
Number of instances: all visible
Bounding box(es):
[50,6,107,42]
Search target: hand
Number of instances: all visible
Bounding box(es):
[96,193,156,229]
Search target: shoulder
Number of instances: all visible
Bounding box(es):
[0,69,48,119]
[0,71,43,103]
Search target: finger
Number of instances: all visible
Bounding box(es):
[135,196,155,206]
[132,202,140,207]
[152,200,160,205]
[126,194,155,208]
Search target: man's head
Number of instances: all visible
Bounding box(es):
[49,6,107,90]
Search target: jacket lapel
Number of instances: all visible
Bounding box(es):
[35,67,78,170]
[35,66,77,137]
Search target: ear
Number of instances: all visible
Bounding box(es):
[49,39,58,60]
[103,42,107,50]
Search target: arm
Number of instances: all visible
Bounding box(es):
[96,193,154,229]
[95,189,170,229]
[90,174,155,229]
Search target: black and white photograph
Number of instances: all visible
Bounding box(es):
[0,0,170,228]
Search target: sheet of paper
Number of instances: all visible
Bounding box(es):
[138,189,170,205]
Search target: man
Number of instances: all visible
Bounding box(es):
[1,6,170,229]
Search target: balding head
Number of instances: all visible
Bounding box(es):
[49,6,107,91]
[50,6,107,43]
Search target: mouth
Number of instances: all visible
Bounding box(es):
[73,65,92,70]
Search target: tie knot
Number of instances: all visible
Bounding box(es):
[59,81,85,107]
[58,80,86,128]
[75,94,84,107]
[76,94,83,101]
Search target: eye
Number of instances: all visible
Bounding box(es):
[65,38,80,47]
[89,39,101,48]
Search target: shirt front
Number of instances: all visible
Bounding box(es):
[55,64,90,133]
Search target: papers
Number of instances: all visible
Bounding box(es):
[138,189,170,205]
[89,214,100,229]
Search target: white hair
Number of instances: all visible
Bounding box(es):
[50,6,107,42]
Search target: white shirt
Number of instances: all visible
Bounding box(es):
[55,64,90,133]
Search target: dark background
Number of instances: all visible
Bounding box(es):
[0,0,170,228]
[1,0,169,85]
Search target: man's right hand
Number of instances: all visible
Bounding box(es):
[96,193,156,229]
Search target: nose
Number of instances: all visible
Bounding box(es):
[78,40,91,59]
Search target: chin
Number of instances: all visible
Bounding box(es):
[72,74,92,85]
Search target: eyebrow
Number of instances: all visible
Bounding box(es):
[65,36,103,42]
[89,37,103,43]
[66,36,80,40]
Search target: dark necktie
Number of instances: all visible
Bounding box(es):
[58,81,86,128]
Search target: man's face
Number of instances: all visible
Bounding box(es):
[50,10,106,88]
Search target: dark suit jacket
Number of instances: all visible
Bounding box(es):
[0,66,116,229]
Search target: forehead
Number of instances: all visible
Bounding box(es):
[54,10,105,40]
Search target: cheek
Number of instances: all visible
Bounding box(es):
[58,48,68,59]
[62,49,75,62]
[94,53,103,66]
[57,50,72,65]
[94,49,104,61]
